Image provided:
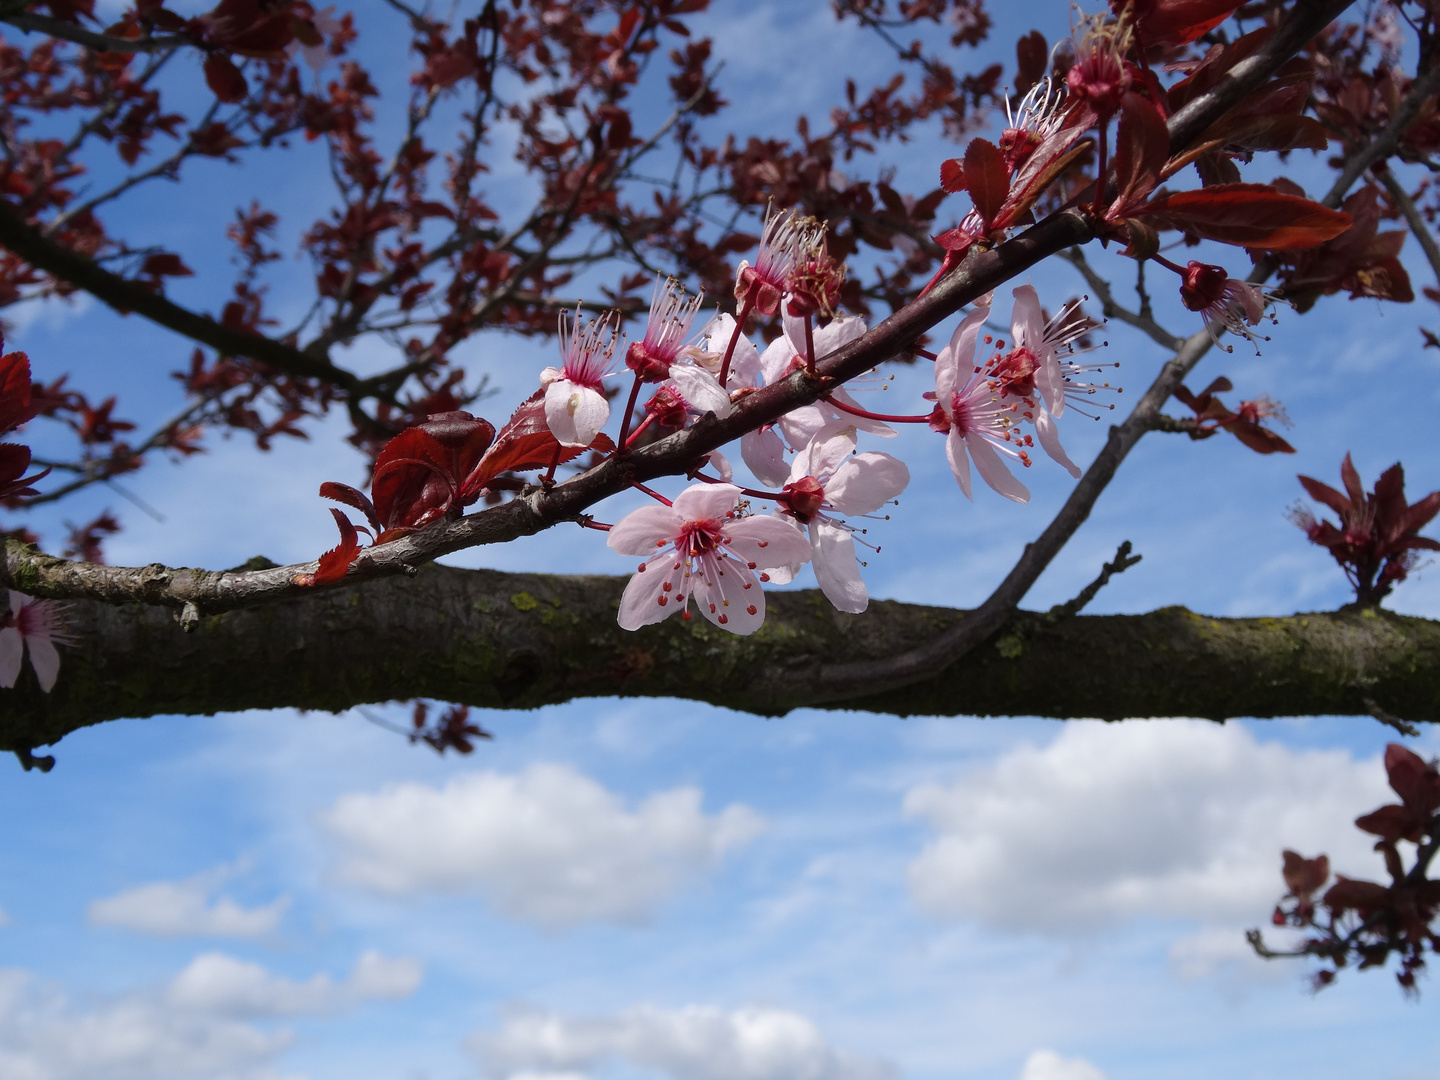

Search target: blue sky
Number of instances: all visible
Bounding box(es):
[4,2,1440,1079]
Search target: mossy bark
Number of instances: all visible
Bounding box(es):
[5,564,1438,753]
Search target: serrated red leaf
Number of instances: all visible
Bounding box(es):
[319,480,379,533]
[939,158,966,194]
[963,138,1008,228]
[1137,183,1352,250]
[0,347,34,435]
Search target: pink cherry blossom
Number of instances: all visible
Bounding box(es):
[734,205,822,316]
[769,426,909,613]
[0,591,63,692]
[542,309,619,447]
[608,483,812,635]
[932,303,1032,503]
[625,276,705,383]
[1179,261,1271,353]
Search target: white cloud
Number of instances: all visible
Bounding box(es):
[322,763,766,929]
[0,952,420,1080]
[88,866,288,939]
[1018,1049,1108,1080]
[166,951,422,1017]
[468,1003,898,1080]
[904,721,1390,933]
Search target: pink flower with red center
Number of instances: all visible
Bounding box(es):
[735,205,822,316]
[767,426,909,613]
[0,591,64,692]
[541,309,620,447]
[1179,261,1270,353]
[1065,14,1134,121]
[625,276,705,383]
[932,303,1032,503]
[608,483,813,634]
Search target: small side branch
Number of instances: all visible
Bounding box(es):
[1046,541,1143,622]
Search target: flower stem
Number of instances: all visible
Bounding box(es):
[825,394,933,424]
[616,374,643,450]
[631,481,672,506]
[717,295,755,388]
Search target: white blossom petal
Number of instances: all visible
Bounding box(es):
[607,505,683,556]
[811,519,868,614]
[945,428,973,500]
[706,450,733,483]
[1010,285,1044,353]
[935,305,991,408]
[669,363,733,418]
[617,552,686,631]
[1034,407,1081,478]
[825,452,909,515]
[968,436,1030,503]
[544,380,610,447]
[742,427,792,488]
[724,516,813,571]
[672,482,741,522]
[690,551,765,634]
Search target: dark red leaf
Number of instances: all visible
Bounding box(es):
[962,138,1009,228]
[1137,183,1352,250]
[203,52,248,103]
[0,346,34,435]
[296,508,361,587]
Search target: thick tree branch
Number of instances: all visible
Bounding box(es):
[2,565,1436,751]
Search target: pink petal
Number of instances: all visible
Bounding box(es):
[935,305,990,407]
[672,482,741,522]
[802,427,857,482]
[607,505,683,556]
[825,452,909,515]
[1033,408,1081,478]
[811,519,868,614]
[1036,355,1066,417]
[617,553,687,631]
[1009,285,1044,352]
[725,515,813,570]
[968,436,1030,503]
[706,451,734,483]
[27,636,59,693]
[690,552,765,635]
[742,428,791,489]
[822,388,894,438]
[669,365,732,418]
[0,627,20,689]
[758,336,797,385]
[544,380,610,447]
[945,428,973,500]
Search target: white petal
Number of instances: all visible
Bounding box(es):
[0,627,20,689]
[968,437,1030,503]
[691,551,765,635]
[672,482,740,522]
[758,336,798,385]
[812,520,868,614]
[9,591,25,615]
[725,515,813,570]
[804,428,857,481]
[669,364,732,418]
[825,452,909,515]
[1010,284,1044,352]
[706,450,733,484]
[1036,355,1066,416]
[26,636,60,693]
[1034,408,1081,478]
[935,305,990,408]
[778,403,827,450]
[617,553,686,631]
[544,380,609,447]
[945,428,973,500]
[756,512,807,584]
[811,314,867,358]
[607,504,683,556]
[742,427,792,489]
